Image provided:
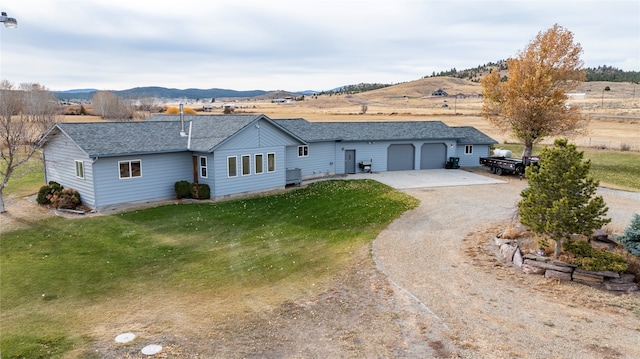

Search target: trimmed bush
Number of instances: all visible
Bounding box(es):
[174,180,192,199]
[563,240,628,273]
[618,214,640,256]
[36,181,63,205]
[192,183,211,200]
[54,188,82,209]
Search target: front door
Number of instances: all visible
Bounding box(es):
[345,150,356,174]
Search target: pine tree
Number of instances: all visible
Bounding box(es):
[518,138,610,258]
[619,214,640,256]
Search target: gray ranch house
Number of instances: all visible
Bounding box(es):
[39,114,497,210]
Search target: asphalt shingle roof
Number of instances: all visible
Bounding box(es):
[273,119,462,142]
[46,115,497,157]
[452,126,499,145]
[52,122,189,157]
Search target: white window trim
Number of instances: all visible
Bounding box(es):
[241,154,251,176]
[298,145,309,157]
[267,152,276,173]
[199,156,208,178]
[227,156,237,178]
[75,160,84,179]
[465,145,473,155]
[254,153,264,174]
[118,160,142,179]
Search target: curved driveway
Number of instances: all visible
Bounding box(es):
[365,170,640,358]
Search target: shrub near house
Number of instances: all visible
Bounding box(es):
[174,181,210,200]
[36,181,82,210]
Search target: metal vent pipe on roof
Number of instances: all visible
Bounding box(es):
[179,103,187,137]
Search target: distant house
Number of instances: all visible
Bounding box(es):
[39,114,497,210]
[432,88,448,96]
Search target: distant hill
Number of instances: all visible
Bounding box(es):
[54,87,274,101]
[54,63,637,101]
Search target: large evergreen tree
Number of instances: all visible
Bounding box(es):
[518,138,610,258]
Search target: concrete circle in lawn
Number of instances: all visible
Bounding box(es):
[114,333,136,343]
[141,344,163,355]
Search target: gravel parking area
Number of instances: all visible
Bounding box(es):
[373,173,640,358]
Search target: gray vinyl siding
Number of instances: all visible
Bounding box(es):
[333,141,392,174]
[43,132,97,207]
[218,119,300,150]
[455,144,491,167]
[211,146,285,197]
[285,142,337,179]
[207,120,301,196]
[92,152,192,208]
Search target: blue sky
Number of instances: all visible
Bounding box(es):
[1,0,638,92]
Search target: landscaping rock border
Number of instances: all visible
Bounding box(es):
[495,238,638,293]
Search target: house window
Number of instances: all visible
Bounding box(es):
[227,156,237,177]
[465,145,473,155]
[119,160,141,179]
[199,156,208,178]
[298,145,309,157]
[267,153,276,172]
[75,160,84,179]
[255,154,264,174]
[242,155,251,176]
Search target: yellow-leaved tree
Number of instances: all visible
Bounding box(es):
[165,106,197,115]
[481,24,587,157]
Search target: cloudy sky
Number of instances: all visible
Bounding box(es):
[1,0,638,92]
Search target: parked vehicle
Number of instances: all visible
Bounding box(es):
[479,155,539,176]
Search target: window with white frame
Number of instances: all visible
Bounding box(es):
[241,155,251,176]
[119,160,141,179]
[267,153,276,172]
[298,145,309,157]
[227,156,237,177]
[75,160,84,179]
[199,156,208,178]
[465,145,473,155]
[255,154,264,174]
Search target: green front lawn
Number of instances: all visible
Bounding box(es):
[0,180,418,358]
[495,143,640,191]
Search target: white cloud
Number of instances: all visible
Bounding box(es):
[1,0,637,91]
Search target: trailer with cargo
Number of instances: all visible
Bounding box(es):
[479,148,539,176]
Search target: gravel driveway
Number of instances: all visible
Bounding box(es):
[372,172,640,358]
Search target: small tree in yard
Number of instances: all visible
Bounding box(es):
[1,81,62,213]
[619,214,640,257]
[518,138,610,258]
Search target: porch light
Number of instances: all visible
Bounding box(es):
[1,12,17,28]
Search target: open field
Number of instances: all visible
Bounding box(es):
[217,78,640,151]
[65,78,639,150]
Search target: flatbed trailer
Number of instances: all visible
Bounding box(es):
[479,156,540,176]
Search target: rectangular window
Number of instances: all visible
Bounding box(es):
[199,156,208,178]
[298,145,309,157]
[241,155,251,176]
[255,154,264,174]
[75,160,84,179]
[465,145,473,155]
[227,156,237,177]
[119,160,142,179]
[267,153,276,172]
